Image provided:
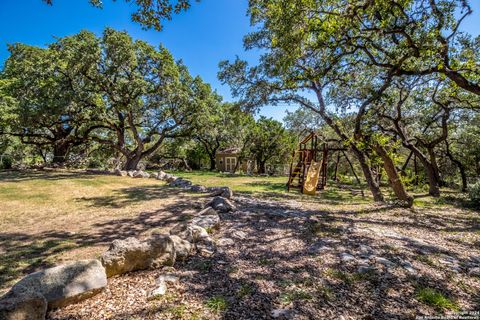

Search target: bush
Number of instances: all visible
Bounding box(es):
[0,155,13,169]
[469,181,480,206]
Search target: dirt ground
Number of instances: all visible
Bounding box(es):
[46,188,480,319]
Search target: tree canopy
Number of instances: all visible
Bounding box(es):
[219,0,480,205]
[42,0,198,31]
[1,28,210,170]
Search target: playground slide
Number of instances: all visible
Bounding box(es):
[303,161,322,195]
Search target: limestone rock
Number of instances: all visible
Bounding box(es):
[271,308,292,319]
[156,274,179,285]
[157,171,167,180]
[186,225,211,243]
[133,171,150,178]
[127,171,135,178]
[114,169,127,177]
[101,235,175,278]
[217,238,235,246]
[357,265,375,274]
[190,185,207,193]
[169,178,192,188]
[164,174,177,183]
[0,287,47,320]
[210,187,233,199]
[147,282,167,300]
[206,196,236,213]
[197,207,217,216]
[375,257,395,268]
[400,260,415,273]
[340,253,355,262]
[190,214,220,230]
[170,223,211,243]
[8,260,106,310]
[169,235,192,259]
[358,245,373,258]
[231,230,247,240]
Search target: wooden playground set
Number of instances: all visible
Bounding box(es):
[286,131,359,195]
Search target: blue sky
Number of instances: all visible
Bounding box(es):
[1,0,479,122]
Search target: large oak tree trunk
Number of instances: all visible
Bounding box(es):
[257,160,267,174]
[421,158,441,197]
[351,146,384,202]
[52,142,70,164]
[374,144,413,207]
[403,145,441,197]
[427,147,444,187]
[124,154,142,171]
[209,156,216,171]
[445,142,468,192]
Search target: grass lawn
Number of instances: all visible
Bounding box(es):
[172,170,288,194]
[171,170,372,204]
[0,170,205,293]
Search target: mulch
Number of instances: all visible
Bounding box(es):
[49,195,480,320]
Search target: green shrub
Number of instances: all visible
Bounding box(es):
[469,181,480,207]
[87,158,104,169]
[0,155,12,169]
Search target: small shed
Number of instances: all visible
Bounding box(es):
[215,148,255,173]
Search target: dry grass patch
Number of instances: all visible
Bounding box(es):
[0,170,203,292]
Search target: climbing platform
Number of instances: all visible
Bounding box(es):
[286,131,328,195]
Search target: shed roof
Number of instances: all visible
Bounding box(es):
[216,147,240,155]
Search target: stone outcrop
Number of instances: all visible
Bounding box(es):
[157,171,167,180]
[147,273,180,300]
[164,174,177,183]
[190,185,207,193]
[197,207,217,216]
[101,235,176,278]
[170,224,210,243]
[5,260,107,310]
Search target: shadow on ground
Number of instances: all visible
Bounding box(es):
[43,195,480,319]
[0,185,208,291]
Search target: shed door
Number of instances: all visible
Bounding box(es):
[225,157,237,172]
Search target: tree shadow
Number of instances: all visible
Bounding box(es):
[48,195,479,319]
[0,170,99,182]
[0,187,204,292]
[1,178,477,318]
[75,185,187,208]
